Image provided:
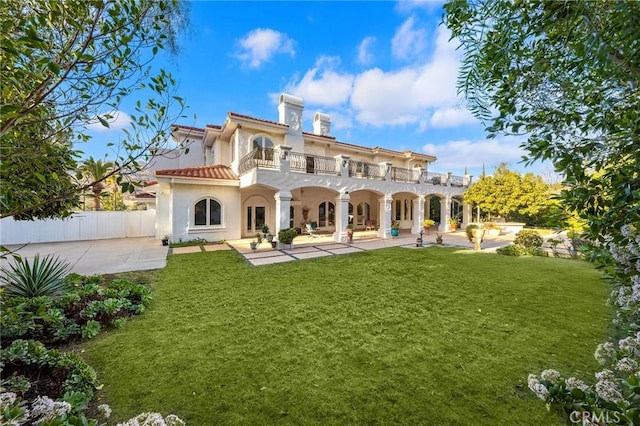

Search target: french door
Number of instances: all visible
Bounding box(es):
[246,205,266,236]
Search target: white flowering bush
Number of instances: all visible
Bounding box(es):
[528,224,640,424]
[0,391,185,426]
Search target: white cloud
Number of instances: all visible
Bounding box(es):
[351,67,422,125]
[391,16,427,60]
[235,28,295,69]
[324,110,354,130]
[351,25,463,126]
[279,23,470,132]
[86,110,131,132]
[284,56,353,107]
[429,107,478,128]
[357,36,376,65]
[422,136,527,173]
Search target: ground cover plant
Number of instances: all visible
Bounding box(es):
[85,247,610,425]
[0,270,174,424]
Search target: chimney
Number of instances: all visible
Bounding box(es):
[278,93,303,134]
[312,112,331,136]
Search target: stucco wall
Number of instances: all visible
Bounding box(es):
[157,182,241,243]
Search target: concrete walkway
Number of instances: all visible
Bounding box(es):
[225,230,515,266]
[1,237,168,275]
[0,231,516,274]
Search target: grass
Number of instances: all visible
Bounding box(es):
[84,247,611,425]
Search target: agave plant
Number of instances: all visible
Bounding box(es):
[1,254,71,298]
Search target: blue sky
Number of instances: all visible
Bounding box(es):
[85,0,550,178]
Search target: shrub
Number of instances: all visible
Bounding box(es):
[528,224,640,424]
[1,276,153,347]
[0,340,98,402]
[0,391,185,426]
[496,245,529,256]
[513,230,543,249]
[465,224,480,243]
[278,228,298,243]
[1,254,70,299]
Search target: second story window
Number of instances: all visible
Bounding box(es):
[252,135,274,162]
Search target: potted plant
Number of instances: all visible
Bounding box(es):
[448,217,458,231]
[346,223,354,244]
[256,232,262,244]
[391,221,400,237]
[466,224,485,251]
[277,228,298,250]
[250,240,258,250]
[161,235,169,246]
[261,224,271,241]
[435,233,443,245]
[483,222,501,237]
[423,219,435,232]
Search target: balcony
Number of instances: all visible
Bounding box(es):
[238,148,471,188]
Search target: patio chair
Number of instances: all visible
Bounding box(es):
[306,222,318,237]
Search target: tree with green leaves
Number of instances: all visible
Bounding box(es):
[0,0,191,220]
[80,157,114,211]
[463,164,553,225]
[445,1,639,422]
[444,0,639,241]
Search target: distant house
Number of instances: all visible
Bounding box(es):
[144,94,472,243]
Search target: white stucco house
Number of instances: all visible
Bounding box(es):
[144,94,473,243]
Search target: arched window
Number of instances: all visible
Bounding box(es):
[252,135,274,150]
[194,198,222,226]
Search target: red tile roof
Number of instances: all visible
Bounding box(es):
[302,131,336,140]
[135,193,156,199]
[173,124,205,132]
[206,124,222,129]
[154,165,238,181]
[228,112,288,128]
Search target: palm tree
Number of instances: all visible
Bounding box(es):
[81,157,114,211]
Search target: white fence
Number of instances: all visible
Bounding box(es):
[0,210,156,245]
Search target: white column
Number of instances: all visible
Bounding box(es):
[425,195,431,222]
[412,195,425,234]
[336,155,350,178]
[439,195,451,232]
[334,192,350,242]
[462,202,472,229]
[277,146,292,173]
[274,191,292,236]
[378,194,393,239]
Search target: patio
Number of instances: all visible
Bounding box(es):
[220,230,515,266]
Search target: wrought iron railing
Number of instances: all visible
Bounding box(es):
[425,172,445,185]
[348,161,385,180]
[238,148,467,187]
[238,148,278,174]
[449,175,464,187]
[390,167,421,183]
[289,152,339,175]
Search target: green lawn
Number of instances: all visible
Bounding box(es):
[85,247,611,425]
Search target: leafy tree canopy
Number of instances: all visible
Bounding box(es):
[463,164,553,224]
[0,0,191,220]
[444,0,639,242]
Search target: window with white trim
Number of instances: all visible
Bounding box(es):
[252,136,273,161]
[194,198,222,226]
